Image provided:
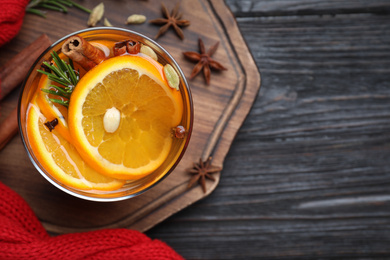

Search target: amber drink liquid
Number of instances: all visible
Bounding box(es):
[19,28,193,201]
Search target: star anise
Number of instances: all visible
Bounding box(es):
[183,38,227,85]
[149,2,190,40]
[188,157,222,193]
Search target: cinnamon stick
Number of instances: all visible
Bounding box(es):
[0,108,17,151]
[0,34,51,101]
[61,35,106,71]
[113,39,141,56]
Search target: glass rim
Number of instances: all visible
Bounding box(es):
[18,27,194,202]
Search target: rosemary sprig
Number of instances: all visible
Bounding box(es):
[41,85,72,98]
[27,0,91,18]
[37,51,79,107]
[48,98,69,107]
[67,0,91,13]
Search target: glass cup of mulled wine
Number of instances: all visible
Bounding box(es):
[18,27,193,201]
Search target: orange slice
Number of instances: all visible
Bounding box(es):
[27,99,125,191]
[68,55,183,180]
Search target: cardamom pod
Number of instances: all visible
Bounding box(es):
[126,14,146,24]
[104,18,113,27]
[140,45,158,61]
[88,3,104,27]
[163,64,180,91]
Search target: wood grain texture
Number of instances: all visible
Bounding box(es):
[145,1,390,259]
[225,0,390,16]
[1,0,389,259]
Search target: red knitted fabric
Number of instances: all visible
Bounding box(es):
[0,182,184,259]
[0,0,30,47]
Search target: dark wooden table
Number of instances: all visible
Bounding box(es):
[145,1,390,259]
[0,0,389,259]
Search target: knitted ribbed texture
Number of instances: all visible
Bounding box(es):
[0,0,30,47]
[0,182,184,260]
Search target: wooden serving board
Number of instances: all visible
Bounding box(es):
[0,0,260,234]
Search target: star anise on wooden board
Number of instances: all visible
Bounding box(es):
[183,38,227,85]
[149,2,190,40]
[188,157,222,193]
